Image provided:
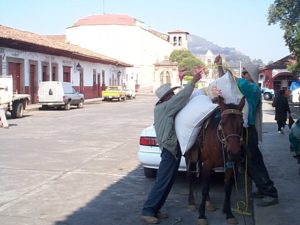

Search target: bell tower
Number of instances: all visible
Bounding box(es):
[168,30,189,50]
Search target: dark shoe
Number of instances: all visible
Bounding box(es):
[256,196,279,207]
[141,215,159,224]
[250,190,264,199]
[157,211,168,219]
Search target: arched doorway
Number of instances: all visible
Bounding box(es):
[159,71,171,86]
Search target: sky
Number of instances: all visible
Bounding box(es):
[0,0,290,64]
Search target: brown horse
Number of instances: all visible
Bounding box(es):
[185,96,245,225]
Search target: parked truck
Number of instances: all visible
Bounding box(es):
[0,75,31,118]
[102,86,126,101]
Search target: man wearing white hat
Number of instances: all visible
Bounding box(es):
[214,55,278,207]
[141,67,203,224]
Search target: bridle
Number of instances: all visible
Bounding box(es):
[217,108,243,146]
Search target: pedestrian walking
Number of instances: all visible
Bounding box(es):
[272,89,291,134]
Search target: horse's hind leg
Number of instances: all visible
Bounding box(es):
[205,194,216,211]
[223,170,238,224]
[187,161,198,211]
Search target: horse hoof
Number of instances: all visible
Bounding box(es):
[206,201,216,211]
[227,217,238,224]
[188,204,197,211]
[198,218,208,225]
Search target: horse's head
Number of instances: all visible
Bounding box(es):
[217,96,245,162]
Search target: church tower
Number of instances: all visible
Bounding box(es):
[168,30,189,50]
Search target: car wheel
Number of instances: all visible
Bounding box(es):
[264,93,272,100]
[64,102,71,110]
[11,101,24,118]
[144,167,157,178]
[77,99,84,108]
[40,105,48,110]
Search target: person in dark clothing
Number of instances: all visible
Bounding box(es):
[214,55,278,207]
[141,68,203,224]
[272,89,291,134]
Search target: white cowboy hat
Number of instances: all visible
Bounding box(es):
[155,84,180,101]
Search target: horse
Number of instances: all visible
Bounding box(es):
[185,96,245,225]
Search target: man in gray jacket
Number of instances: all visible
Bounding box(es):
[141,68,203,224]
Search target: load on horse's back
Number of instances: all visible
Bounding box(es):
[185,95,245,225]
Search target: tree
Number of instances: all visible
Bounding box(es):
[169,49,204,81]
[268,0,300,74]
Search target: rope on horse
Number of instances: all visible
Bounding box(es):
[232,128,252,217]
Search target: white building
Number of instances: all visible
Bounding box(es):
[168,30,189,50]
[66,14,189,92]
[0,25,130,102]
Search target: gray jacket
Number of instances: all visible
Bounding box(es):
[154,82,195,156]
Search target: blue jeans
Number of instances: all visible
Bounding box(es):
[142,147,181,217]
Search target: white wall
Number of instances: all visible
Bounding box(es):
[66,24,175,90]
[0,47,125,88]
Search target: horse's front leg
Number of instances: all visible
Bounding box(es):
[198,167,211,225]
[223,169,238,224]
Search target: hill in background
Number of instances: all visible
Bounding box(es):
[188,34,263,68]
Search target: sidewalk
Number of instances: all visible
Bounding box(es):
[253,101,300,225]
[26,97,104,111]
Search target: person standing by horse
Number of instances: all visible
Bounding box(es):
[272,89,291,134]
[141,68,204,224]
[214,55,279,207]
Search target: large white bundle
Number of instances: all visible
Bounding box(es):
[175,91,218,154]
[208,72,243,104]
[207,72,250,125]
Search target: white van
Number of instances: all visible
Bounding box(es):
[38,81,84,110]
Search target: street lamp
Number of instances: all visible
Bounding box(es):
[76,63,82,71]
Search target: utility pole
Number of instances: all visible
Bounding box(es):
[102,0,105,14]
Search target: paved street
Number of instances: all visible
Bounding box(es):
[0,95,299,225]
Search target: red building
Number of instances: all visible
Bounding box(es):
[259,55,297,93]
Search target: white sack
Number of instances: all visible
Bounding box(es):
[208,72,243,104]
[175,92,218,154]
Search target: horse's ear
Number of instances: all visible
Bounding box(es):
[217,95,226,110]
[238,96,245,111]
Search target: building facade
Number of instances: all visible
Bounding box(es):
[0,25,130,103]
[259,55,297,92]
[65,14,189,92]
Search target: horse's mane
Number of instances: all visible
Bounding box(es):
[208,108,221,129]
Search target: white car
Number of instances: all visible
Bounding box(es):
[38,81,84,110]
[138,125,187,178]
[125,88,136,99]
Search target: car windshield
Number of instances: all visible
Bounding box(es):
[108,87,119,90]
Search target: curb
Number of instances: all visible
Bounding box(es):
[26,98,104,111]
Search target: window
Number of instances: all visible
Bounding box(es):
[63,66,71,82]
[173,36,177,46]
[42,65,49,81]
[178,36,182,46]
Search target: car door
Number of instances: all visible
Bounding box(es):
[71,87,81,104]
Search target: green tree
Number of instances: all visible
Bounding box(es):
[169,49,204,81]
[268,0,300,74]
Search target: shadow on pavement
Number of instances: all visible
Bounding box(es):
[53,165,254,225]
